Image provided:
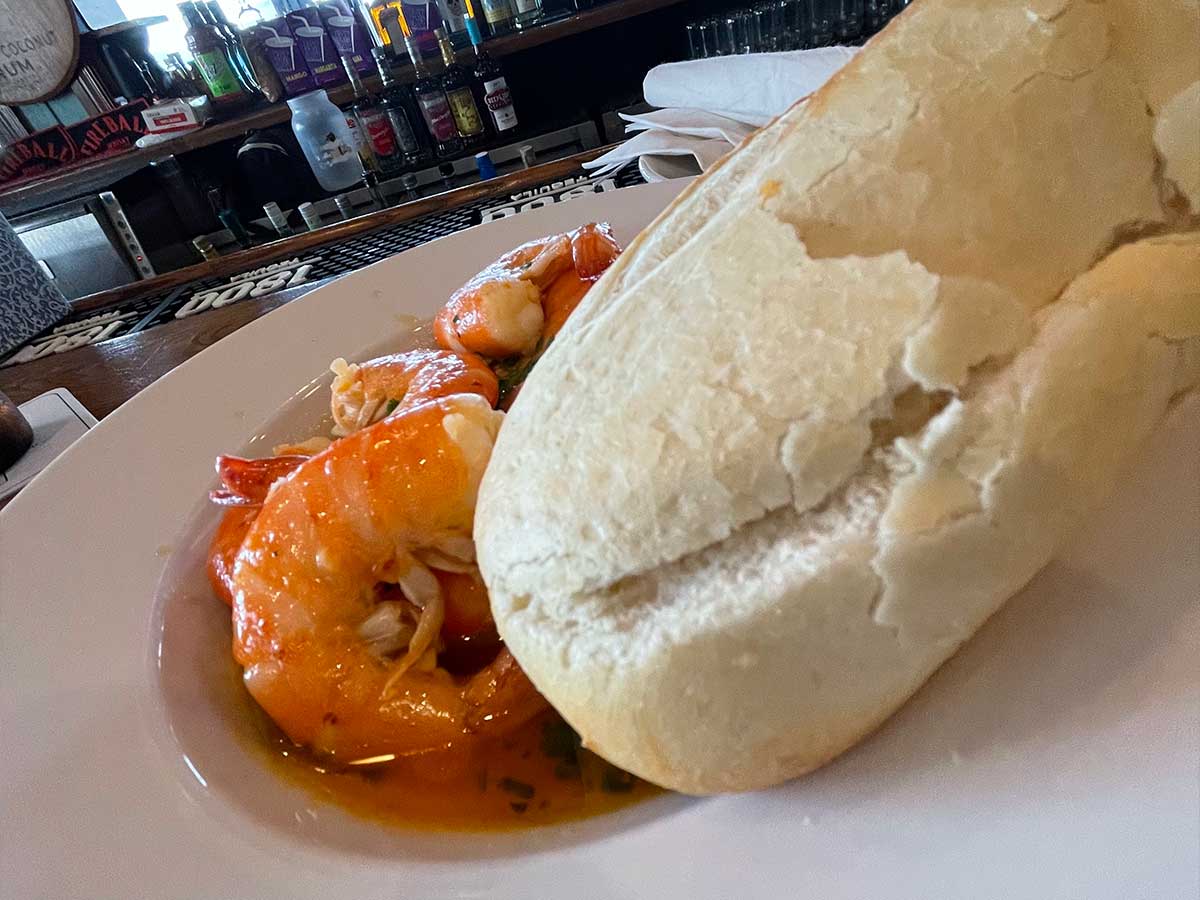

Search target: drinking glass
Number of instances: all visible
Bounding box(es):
[751,5,771,51]
[735,9,756,53]
[809,0,835,46]
[685,22,705,59]
[863,0,889,33]
[717,16,738,55]
[837,0,864,41]
[700,18,721,56]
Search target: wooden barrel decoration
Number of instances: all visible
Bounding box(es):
[0,0,79,105]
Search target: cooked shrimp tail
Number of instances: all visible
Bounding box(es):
[209,454,308,506]
[570,222,621,280]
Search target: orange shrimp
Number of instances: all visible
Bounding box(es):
[434,224,621,360]
[205,350,497,610]
[230,394,546,759]
[207,453,315,605]
[207,506,260,607]
[330,348,499,436]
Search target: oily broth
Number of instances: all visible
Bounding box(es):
[218,317,658,831]
[238,687,658,831]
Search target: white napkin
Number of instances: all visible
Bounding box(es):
[587,48,858,181]
[620,108,757,146]
[643,47,859,127]
[583,129,733,182]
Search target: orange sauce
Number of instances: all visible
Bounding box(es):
[247,701,659,831]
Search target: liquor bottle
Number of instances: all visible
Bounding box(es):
[404,34,463,158]
[434,28,487,147]
[343,54,406,177]
[180,1,253,108]
[435,0,472,44]
[477,0,515,37]
[203,0,261,94]
[513,0,542,30]
[466,16,517,133]
[363,1,403,47]
[371,47,433,166]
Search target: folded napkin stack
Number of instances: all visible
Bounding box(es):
[585,47,858,182]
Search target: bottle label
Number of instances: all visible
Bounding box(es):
[447,87,485,136]
[345,115,369,154]
[384,108,421,154]
[514,0,539,13]
[194,50,242,99]
[418,92,459,142]
[482,77,517,131]
[362,110,399,158]
[317,131,355,166]
[481,0,513,25]
[402,0,433,32]
[438,0,468,32]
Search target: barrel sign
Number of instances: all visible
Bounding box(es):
[0,0,79,105]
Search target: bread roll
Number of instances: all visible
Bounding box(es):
[475,0,1200,793]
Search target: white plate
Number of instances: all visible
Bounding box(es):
[2,181,1197,899]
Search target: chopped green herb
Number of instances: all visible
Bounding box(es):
[554,762,581,781]
[383,398,399,415]
[498,777,535,800]
[600,765,637,794]
[541,719,581,765]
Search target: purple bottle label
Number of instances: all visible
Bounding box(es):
[317,2,374,74]
[259,18,316,96]
[286,9,345,87]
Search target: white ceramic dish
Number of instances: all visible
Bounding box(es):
[1,181,1197,900]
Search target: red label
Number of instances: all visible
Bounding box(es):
[152,112,188,126]
[485,86,512,111]
[364,113,397,157]
[419,95,458,142]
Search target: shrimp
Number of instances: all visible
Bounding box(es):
[434,224,621,360]
[329,348,498,436]
[206,349,497,610]
[231,394,547,759]
[207,455,314,605]
[207,507,259,607]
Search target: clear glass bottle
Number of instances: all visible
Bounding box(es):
[363,0,404,46]
[435,0,472,44]
[287,90,364,191]
[512,0,542,30]
[478,0,515,37]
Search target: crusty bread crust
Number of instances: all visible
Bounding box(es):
[475,0,1200,793]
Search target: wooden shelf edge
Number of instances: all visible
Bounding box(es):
[67,144,614,313]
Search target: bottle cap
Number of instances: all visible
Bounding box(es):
[298,201,322,230]
[263,201,288,230]
[474,151,497,180]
